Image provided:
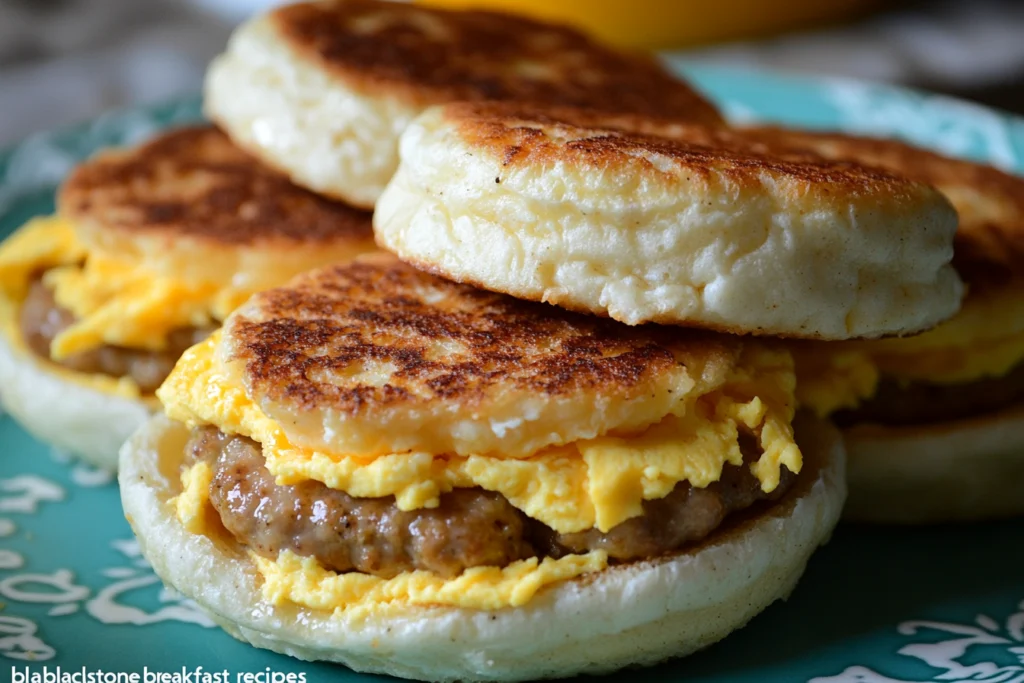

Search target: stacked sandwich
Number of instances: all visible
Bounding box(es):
[1,0,1018,680]
[0,126,377,467]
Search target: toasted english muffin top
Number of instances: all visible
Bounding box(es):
[60,126,373,249]
[374,102,964,340]
[221,254,742,458]
[269,0,722,121]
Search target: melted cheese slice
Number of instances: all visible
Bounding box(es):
[795,285,1024,417]
[0,216,252,360]
[159,333,802,535]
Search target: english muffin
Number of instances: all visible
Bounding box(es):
[374,102,963,340]
[204,0,722,208]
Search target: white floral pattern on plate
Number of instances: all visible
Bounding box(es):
[0,472,213,662]
[810,600,1024,683]
[0,616,56,662]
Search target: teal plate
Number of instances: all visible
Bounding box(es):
[2,66,1024,682]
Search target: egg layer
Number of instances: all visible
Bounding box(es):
[168,332,800,616]
[0,217,137,397]
[0,216,256,362]
[255,550,609,621]
[795,284,1024,417]
[0,300,144,399]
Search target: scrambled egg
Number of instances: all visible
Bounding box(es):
[161,333,803,535]
[175,461,215,534]
[255,550,608,620]
[0,216,254,359]
[42,255,249,358]
[0,301,143,399]
[793,348,881,418]
[0,218,139,397]
[795,284,1024,417]
[0,216,87,300]
[0,216,257,393]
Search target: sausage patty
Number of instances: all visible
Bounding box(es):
[192,428,535,579]
[189,427,795,579]
[19,277,211,393]
[835,361,1024,427]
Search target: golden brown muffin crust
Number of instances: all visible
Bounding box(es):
[270,0,721,123]
[59,126,373,247]
[225,255,739,416]
[440,102,941,201]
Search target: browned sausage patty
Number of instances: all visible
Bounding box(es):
[835,361,1024,427]
[191,428,535,579]
[189,427,795,579]
[19,277,211,393]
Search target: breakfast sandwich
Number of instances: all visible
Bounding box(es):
[0,126,376,470]
[204,0,722,209]
[737,126,1024,522]
[120,255,846,681]
[375,102,964,340]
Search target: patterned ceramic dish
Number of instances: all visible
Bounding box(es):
[1,65,1023,682]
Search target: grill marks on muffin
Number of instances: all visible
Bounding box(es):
[442,102,932,194]
[227,257,709,415]
[59,126,373,246]
[270,1,722,122]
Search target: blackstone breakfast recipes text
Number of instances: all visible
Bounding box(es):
[10,667,308,683]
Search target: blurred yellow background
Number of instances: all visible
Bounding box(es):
[420,0,882,49]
